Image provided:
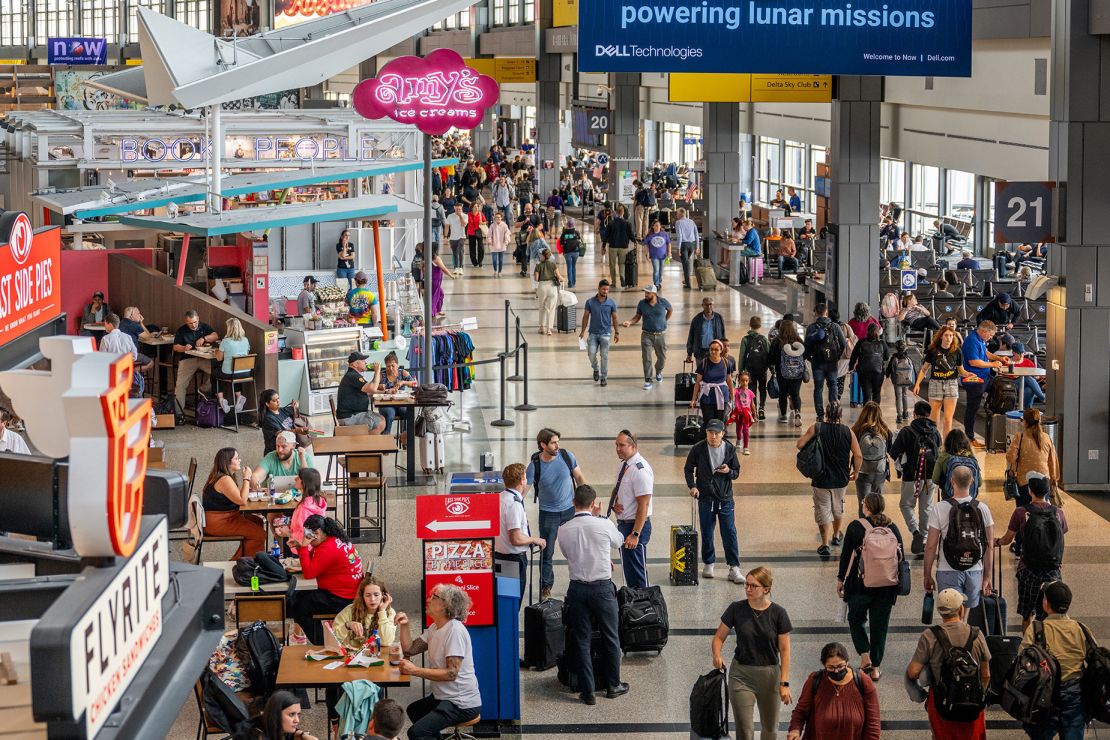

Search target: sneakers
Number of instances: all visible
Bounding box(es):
[606,682,630,698]
[219,398,231,413]
[600,378,607,387]
[778,414,788,424]
[911,530,925,555]
[234,395,246,412]
[743,448,751,455]
[643,381,653,390]
[831,532,844,547]
[794,412,802,427]
[593,370,600,382]
[757,407,766,421]
[656,373,663,383]
[817,545,831,557]
[727,566,743,583]
[701,563,715,579]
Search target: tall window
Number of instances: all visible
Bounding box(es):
[784,140,805,189]
[457,8,470,27]
[508,0,520,24]
[809,145,827,212]
[35,0,74,44]
[880,158,905,210]
[985,178,998,247]
[909,163,940,235]
[175,0,212,32]
[128,0,167,42]
[757,136,780,203]
[523,0,534,22]
[682,125,701,166]
[491,0,505,25]
[662,122,681,164]
[946,169,975,220]
[2,0,28,46]
[81,0,119,41]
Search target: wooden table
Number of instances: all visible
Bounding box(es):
[275,645,410,690]
[82,323,106,333]
[313,435,398,456]
[206,561,318,598]
[140,334,176,399]
[186,348,218,361]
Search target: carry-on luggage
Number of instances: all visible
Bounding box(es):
[523,598,564,670]
[419,432,446,474]
[849,372,864,407]
[969,543,1009,637]
[689,669,730,740]
[624,249,638,288]
[670,498,699,586]
[617,585,669,654]
[735,259,750,286]
[983,576,1021,703]
[675,360,697,406]
[674,414,704,446]
[557,304,577,333]
[556,623,608,691]
[694,258,718,291]
[988,413,1009,453]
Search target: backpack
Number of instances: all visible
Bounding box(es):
[892,355,915,386]
[858,431,887,475]
[200,668,252,733]
[796,423,826,480]
[1079,622,1110,725]
[931,625,987,721]
[742,334,769,375]
[530,448,574,504]
[1021,505,1064,572]
[232,556,290,587]
[689,668,729,738]
[880,292,901,318]
[941,455,981,499]
[236,620,283,699]
[780,348,805,381]
[855,518,901,588]
[858,341,885,375]
[986,376,1018,414]
[810,321,840,363]
[942,500,986,572]
[1001,620,1059,724]
[154,392,185,426]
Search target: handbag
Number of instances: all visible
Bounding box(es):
[802,361,812,384]
[195,393,225,428]
[479,223,490,239]
[1003,434,1023,501]
[767,374,780,400]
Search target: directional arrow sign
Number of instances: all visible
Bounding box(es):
[416,493,500,540]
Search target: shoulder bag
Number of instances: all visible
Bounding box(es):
[1003,434,1023,501]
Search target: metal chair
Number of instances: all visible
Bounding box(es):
[217,354,258,432]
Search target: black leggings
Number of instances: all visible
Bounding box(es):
[468,234,485,266]
[749,369,768,408]
[699,400,726,423]
[859,371,884,404]
[778,378,803,416]
[288,589,351,645]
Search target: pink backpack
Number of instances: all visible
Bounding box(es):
[854,519,902,588]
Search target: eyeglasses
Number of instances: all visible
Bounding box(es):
[744,582,764,590]
[825,663,849,671]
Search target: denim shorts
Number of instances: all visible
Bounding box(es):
[336,267,356,279]
[928,378,959,400]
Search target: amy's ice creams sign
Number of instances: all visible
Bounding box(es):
[0,212,60,348]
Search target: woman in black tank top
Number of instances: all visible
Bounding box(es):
[202,447,266,559]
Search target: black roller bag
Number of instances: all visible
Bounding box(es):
[675,360,697,406]
[674,413,704,446]
[617,585,669,654]
[523,598,564,670]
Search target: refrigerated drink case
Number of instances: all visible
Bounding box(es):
[284,327,363,415]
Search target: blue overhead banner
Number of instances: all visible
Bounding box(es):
[578,1,972,77]
[48,37,108,65]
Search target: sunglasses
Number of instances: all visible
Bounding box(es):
[302,528,317,539]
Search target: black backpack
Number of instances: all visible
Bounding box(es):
[742,334,769,375]
[529,448,573,504]
[942,500,986,572]
[858,341,885,374]
[931,625,987,721]
[1079,622,1110,724]
[237,620,283,698]
[908,426,939,483]
[200,668,252,733]
[810,322,841,363]
[232,556,289,587]
[986,376,1018,414]
[1000,620,1059,724]
[1021,505,1064,572]
[689,668,729,738]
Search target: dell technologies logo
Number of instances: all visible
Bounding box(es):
[596,44,631,57]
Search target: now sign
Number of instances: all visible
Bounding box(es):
[48,37,108,65]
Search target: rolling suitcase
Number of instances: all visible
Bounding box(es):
[694,258,718,291]
[624,249,638,288]
[675,360,697,406]
[670,498,699,586]
[557,304,577,333]
[978,544,1019,704]
[988,413,1009,453]
[969,544,1009,636]
[556,621,608,691]
[523,598,564,670]
[617,585,669,654]
[849,372,864,407]
[419,432,446,474]
[674,414,704,446]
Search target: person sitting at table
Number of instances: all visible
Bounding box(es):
[259,389,311,454]
[214,317,251,414]
[99,313,154,374]
[283,515,364,645]
[395,584,483,740]
[286,468,328,544]
[379,351,417,437]
[118,306,159,362]
[173,310,218,410]
[0,406,30,455]
[80,290,111,334]
[251,431,315,488]
[335,352,386,434]
[202,447,265,560]
[233,689,319,740]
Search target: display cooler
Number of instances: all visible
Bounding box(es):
[284,326,362,415]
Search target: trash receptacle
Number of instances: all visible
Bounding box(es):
[1005,410,1024,442]
[1041,416,1059,452]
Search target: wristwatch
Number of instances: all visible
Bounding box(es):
[631,530,640,538]
[780,682,790,687]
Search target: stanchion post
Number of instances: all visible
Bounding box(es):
[508,315,523,381]
[504,299,510,356]
[490,353,514,427]
[514,340,537,411]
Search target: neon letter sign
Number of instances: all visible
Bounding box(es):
[353,49,499,136]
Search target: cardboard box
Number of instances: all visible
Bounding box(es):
[153,413,176,429]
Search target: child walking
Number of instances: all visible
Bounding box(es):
[728,371,757,454]
[886,340,917,423]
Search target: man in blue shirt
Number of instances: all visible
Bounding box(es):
[622,285,673,390]
[526,428,586,600]
[961,319,1011,447]
[740,220,762,257]
[956,250,979,270]
[579,280,620,386]
[787,186,802,213]
[674,207,701,289]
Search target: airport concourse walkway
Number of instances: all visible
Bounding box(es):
[165,223,1110,738]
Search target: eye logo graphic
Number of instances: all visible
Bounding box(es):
[7,212,33,265]
[445,501,470,516]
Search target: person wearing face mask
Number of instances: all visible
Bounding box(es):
[787,642,880,740]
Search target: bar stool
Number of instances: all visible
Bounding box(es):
[216,354,258,432]
[444,716,481,740]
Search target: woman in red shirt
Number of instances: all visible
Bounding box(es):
[285,515,364,645]
[466,202,487,269]
[788,642,881,740]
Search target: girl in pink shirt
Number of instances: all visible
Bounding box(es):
[728,371,757,454]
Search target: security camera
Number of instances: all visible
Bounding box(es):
[596,85,607,97]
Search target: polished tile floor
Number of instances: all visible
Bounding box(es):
[165,226,1108,738]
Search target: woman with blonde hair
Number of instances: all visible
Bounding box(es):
[850,402,892,516]
[214,317,251,413]
[913,325,975,438]
[533,248,566,336]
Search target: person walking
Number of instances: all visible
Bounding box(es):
[797,403,862,557]
[527,227,550,290]
[621,285,672,390]
[886,340,916,423]
[769,319,806,427]
[643,220,671,289]
[804,304,847,422]
[493,463,546,605]
[1005,409,1061,509]
[995,474,1067,633]
[890,400,941,555]
[487,210,511,277]
[924,465,994,615]
[579,280,619,386]
[710,566,794,740]
[932,429,982,500]
[787,642,881,740]
[847,302,881,342]
[558,484,628,705]
[491,174,514,222]
[961,320,1011,447]
[728,372,757,455]
[838,494,903,683]
[674,207,700,289]
[914,325,974,438]
[533,248,564,336]
[684,419,741,583]
[905,588,991,739]
[685,297,727,367]
[690,339,735,423]
[738,316,771,421]
[607,205,635,289]
[526,428,586,601]
[850,402,892,517]
[426,242,456,319]
[444,202,467,275]
[609,431,653,589]
[557,218,583,289]
[1018,581,1089,740]
[849,323,888,405]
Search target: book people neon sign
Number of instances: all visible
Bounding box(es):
[353,49,499,135]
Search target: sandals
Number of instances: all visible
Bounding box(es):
[861,664,882,682]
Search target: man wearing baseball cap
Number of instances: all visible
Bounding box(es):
[1020,580,1089,738]
[345,271,378,326]
[906,588,990,738]
[335,351,385,434]
[297,276,318,316]
[250,430,314,488]
[621,284,672,390]
[683,418,741,582]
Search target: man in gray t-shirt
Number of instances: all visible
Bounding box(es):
[622,284,673,389]
[579,280,620,386]
[297,276,318,315]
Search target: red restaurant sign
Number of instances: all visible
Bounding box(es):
[0,212,60,348]
[423,539,494,626]
[416,492,500,540]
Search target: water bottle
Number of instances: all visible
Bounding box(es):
[371,628,380,655]
[270,539,282,560]
[268,476,276,505]
[921,591,935,625]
